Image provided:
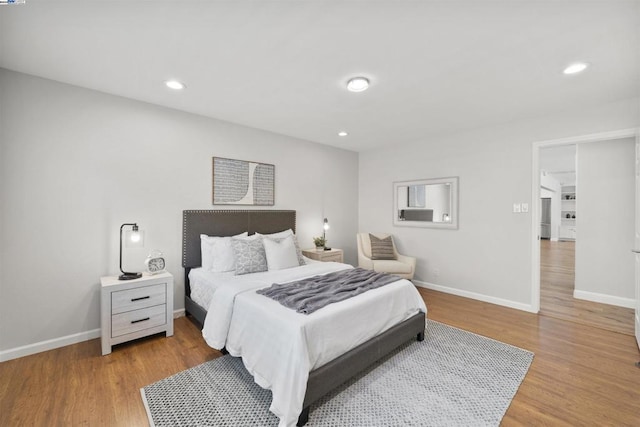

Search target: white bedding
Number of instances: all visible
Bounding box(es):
[189,256,320,310]
[190,262,427,427]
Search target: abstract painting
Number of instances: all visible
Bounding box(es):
[212,157,275,205]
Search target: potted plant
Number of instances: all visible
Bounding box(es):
[313,236,326,251]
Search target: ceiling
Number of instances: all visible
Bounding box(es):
[540,144,576,186]
[1,1,638,152]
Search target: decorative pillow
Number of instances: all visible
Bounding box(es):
[263,235,300,271]
[231,235,268,275]
[256,229,305,266]
[200,232,248,272]
[290,234,306,266]
[369,234,397,260]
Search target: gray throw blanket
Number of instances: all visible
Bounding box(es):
[257,267,400,315]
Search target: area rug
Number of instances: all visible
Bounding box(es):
[141,320,534,426]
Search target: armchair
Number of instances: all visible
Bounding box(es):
[356,233,416,280]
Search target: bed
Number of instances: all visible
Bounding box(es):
[182,209,426,426]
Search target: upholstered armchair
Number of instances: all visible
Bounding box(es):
[356,233,416,280]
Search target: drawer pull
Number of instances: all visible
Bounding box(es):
[131,296,150,302]
[131,317,150,324]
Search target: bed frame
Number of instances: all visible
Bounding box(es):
[182,209,425,426]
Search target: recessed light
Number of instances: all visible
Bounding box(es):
[338,131,348,137]
[165,80,186,90]
[563,63,588,75]
[346,77,369,92]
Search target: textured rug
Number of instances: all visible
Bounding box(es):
[141,320,534,426]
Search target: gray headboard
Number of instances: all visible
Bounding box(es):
[182,209,297,269]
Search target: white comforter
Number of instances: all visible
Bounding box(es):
[192,262,427,427]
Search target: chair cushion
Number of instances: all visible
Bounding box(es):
[373,260,413,274]
[369,234,397,260]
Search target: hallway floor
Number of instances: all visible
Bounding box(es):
[540,239,634,336]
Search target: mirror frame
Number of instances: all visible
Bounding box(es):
[393,176,459,229]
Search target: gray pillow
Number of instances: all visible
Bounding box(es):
[291,235,306,266]
[369,234,397,260]
[232,236,268,275]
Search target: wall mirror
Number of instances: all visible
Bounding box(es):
[393,177,459,229]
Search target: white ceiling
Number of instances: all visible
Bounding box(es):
[1,1,638,152]
[540,144,576,186]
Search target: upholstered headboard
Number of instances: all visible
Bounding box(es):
[182,209,297,269]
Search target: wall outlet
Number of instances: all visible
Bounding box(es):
[513,203,521,213]
[432,268,440,279]
[521,203,529,213]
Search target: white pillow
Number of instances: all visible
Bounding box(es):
[233,233,262,241]
[200,232,247,272]
[256,229,305,266]
[263,235,300,271]
[256,229,294,239]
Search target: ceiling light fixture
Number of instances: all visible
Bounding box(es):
[563,63,588,75]
[165,80,186,90]
[346,77,369,92]
[338,131,348,137]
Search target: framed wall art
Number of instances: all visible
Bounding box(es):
[212,157,275,205]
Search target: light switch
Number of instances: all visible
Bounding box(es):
[521,203,529,213]
[513,203,521,213]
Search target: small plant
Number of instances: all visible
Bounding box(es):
[313,236,326,248]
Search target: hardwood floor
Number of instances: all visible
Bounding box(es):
[540,239,635,335]
[0,318,221,426]
[1,290,639,426]
[418,288,640,426]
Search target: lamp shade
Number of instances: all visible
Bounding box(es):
[119,223,142,280]
[322,218,331,250]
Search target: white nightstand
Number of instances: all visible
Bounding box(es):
[302,248,344,263]
[100,272,174,355]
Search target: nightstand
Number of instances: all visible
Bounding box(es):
[302,248,344,263]
[100,272,173,355]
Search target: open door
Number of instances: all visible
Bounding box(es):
[635,134,640,357]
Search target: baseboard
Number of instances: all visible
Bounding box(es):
[573,289,635,309]
[413,280,537,313]
[635,314,640,349]
[0,308,188,362]
[0,328,101,362]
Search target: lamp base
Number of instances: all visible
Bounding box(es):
[118,272,142,281]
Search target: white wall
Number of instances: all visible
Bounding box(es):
[359,97,639,310]
[0,69,359,355]
[574,138,635,305]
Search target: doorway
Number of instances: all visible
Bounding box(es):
[532,130,637,335]
[540,239,633,334]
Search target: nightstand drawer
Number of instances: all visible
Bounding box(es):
[112,283,166,314]
[111,304,167,337]
[321,252,343,262]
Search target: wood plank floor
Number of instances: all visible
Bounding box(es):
[1,290,639,426]
[540,239,635,336]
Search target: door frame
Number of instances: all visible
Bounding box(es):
[531,128,640,313]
